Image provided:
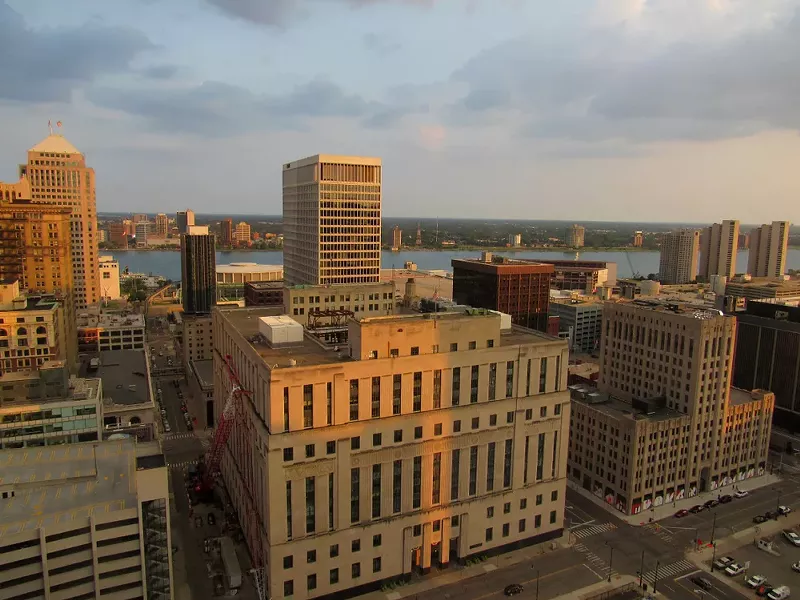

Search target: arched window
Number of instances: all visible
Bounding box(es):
[129,416,141,425]
[0,329,7,337]
[36,326,46,335]
[16,327,26,336]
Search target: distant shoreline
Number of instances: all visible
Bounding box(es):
[104,245,800,253]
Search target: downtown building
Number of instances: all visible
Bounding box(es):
[212,307,570,600]
[658,229,700,284]
[748,221,791,278]
[566,299,774,515]
[181,225,216,314]
[699,219,740,281]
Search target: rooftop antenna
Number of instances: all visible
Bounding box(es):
[48,120,53,135]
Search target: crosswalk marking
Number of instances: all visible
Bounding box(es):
[641,560,695,586]
[642,522,674,543]
[164,432,195,440]
[573,542,618,580]
[168,459,199,469]
[572,523,618,539]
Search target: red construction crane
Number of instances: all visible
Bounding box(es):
[195,354,267,600]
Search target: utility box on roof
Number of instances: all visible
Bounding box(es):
[259,315,303,345]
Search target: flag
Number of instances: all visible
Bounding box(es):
[56,121,62,128]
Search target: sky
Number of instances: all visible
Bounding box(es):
[1,0,800,222]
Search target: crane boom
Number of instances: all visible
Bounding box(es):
[202,383,240,480]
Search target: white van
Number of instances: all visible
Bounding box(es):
[767,586,791,600]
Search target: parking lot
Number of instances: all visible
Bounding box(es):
[706,528,800,597]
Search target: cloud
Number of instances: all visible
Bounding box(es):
[0,2,153,103]
[363,33,402,56]
[447,6,800,142]
[141,65,179,80]
[204,0,437,27]
[87,79,417,136]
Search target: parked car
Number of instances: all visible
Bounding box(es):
[766,585,791,600]
[747,575,768,589]
[674,509,690,518]
[705,499,720,509]
[725,563,746,576]
[767,511,780,520]
[164,423,171,432]
[503,585,524,597]
[779,506,792,515]
[734,489,749,498]
[754,515,768,524]
[690,576,713,591]
[757,585,775,597]
[793,563,800,573]
[689,504,705,514]
[713,556,736,570]
[719,494,733,504]
[782,530,800,547]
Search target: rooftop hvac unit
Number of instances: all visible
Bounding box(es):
[258,315,303,345]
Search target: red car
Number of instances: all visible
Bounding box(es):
[674,509,690,518]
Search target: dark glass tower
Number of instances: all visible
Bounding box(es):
[181,226,216,314]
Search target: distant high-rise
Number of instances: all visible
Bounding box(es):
[508,233,522,247]
[632,231,644,247]
[659,229,699,284]
[748,221,790,278]
[391,225,402,250]
[155,212,169,236]
[415,223,422,246]
[132,213,148,224]
[221,218,233,246]
[108,222,128,248]
[566,224,585,248]
[699,219,740,281]
[234,221,251,243]
[176,209,195,234]
[1,131,100,309]
[134,221,151,247]
[283,154,381,286]
[181,225,216,314]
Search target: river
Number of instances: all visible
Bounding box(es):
[107,248,800,281]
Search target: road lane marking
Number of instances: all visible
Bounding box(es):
[568,519,596,530]
[453,564,582,600]
[572,523,617,538]
[675,569,702,580]
[582,563,604,580]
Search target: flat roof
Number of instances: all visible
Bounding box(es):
[246,281,284,290]
[614,299,728,319]
[569,386,687,423]
[451,258,554,273]
[0,294,60,312]
[77,311,145,329]
[0,440,138,537]
[80,350,150,406]
[191,358,214,388]
[285,154,382,168]
[726,278,800,292]
[286,281,393,291]
[217,263,283,274]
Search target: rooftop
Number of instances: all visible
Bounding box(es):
[191,358,214,389]
[726,278,800,293]
[80,350,151,406]
[615,298,727,319]
[77,311,145,329]
[730,387,772,407]
[451,257,554,273]
[0,294,60,313]
[29,133,82,156]
[217,262,283,274]
[246,281,284,290]
[569,385,687,423]
[0,440,137,538]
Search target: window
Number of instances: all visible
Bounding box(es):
[303,384,313,428]
[283,387,290,431]
[451,448,460,500]
[307,574,317,591]
[286,482,293,538]
[470,365,479,403]
[525,408,532,420]
[519,519,526,532]
[489,363,497,400]
[305,444,315,458]
[305,477,316,533]
[284,581,294,597]
[469,446,478,495]
[486,442,496,492]
[413,372,422,412]
[326,441,336,454]
[471,417,479,430]
[326,382,333,425]
[434,423,442,436]
[352,563,361,579]
[372,465,382,518]
[503,439,513,487]
[411,346,419,355]
[373,534,382,547]
[350,468,360,523]
[307,550,317,564]
[550,510,557,524]
[349,379,359,420]
[414,425,423,439]
[450,343,458,351]
[351,436,360,450]
[506,361,514,398]
[540,406,547,418]
[371,376,381,418]
[551,490,559,502]
[502,523,510,537]
[330,569,339,584]
[490,414,497,426]
[452,367,461,405]
[503,502,511,514]
[539,358,547,394]
[535,514,542,528]
[390,348,399,358]
[328,473,334,531]
[373,433,382,447]
[453,420,461,433]
[393,460,402,513]
[536,494,542,505]
[394,429,402,443]
[536,434,545,480]
[487,506,494,518]
[485,527,493,542]
[373,557,382,573]
[554,403,561,415]
[330,544,339,558]
[413,456,422,508]
[392,374,402,415]
[352,539,361,552]
[506,411,514,424]
[433,370,442,408]
[283,556,293,569]
[283,447,294,462]
[520,498,527,509]
[432,452,441,504]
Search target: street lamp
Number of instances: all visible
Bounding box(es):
[710,542,718,572]
[605,542,614,583]
[710,512,717,544]
[530,565,540,600]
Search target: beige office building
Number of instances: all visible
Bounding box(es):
[155,212,169,237]
[234,221,252,243]
[658,229,699,284]
[567,300,773,515]
[566,224,585,248]
[2,133,101,309]
[747,221,790,278]
[282,155,382,286]
[212,308,570,600]
[0,439,174,600]
[699,220,740,281]
[391,226,402,251]
[284,281,395,327]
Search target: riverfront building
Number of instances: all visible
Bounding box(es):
[699,220,739,281]
[658,229,699,285]
[748,221,791,278]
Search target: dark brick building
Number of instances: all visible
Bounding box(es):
[451,255,553,332]
[244,281,284,307]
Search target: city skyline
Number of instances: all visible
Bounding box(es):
[1,0,800,222]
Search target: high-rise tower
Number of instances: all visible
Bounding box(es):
[699,220,739,280]
[181,225,216,314]
[748,221,790,278]
[282,155,381,286]
[658,229,699,284]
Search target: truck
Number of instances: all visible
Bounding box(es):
[220,536,242,589]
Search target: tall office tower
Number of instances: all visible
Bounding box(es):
[0,439,174,599]
[566,300,773,515]
[181,225,216,314]
[132,213,148,223]
[699,220,740,281]
[747,221,791,277]
[214,307,569,600]
[415,223,422,246]
[221,217,233,246]
[451,255,554,331]
[283,155,382,286]
[177,209,195,234]
[632,231,643,247]
[155,212,169,236]
[566,224,585,248]
[391,225,402,250]
[234,221,251,243]
[2,132,100,309]
[134,221,151,247]
[108,222,128,247]
[658,229,699,284]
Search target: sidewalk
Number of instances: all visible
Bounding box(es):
[567,474,783,526]
[550,575,639,600]
[358,534,569,600]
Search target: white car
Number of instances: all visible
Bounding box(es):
[725,563,745,576]
[783,530,800,547]
[747,575,768,588]
[734,489,749,498]
[779,506,792,515]
[793,563,800,573]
